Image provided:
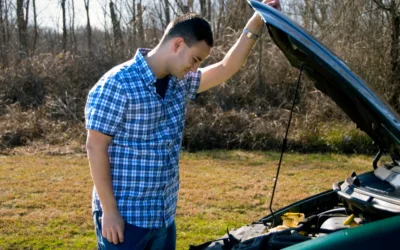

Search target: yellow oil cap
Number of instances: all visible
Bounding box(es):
[343,214,359,227]
[281,212,305,228]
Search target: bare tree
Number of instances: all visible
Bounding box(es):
[216,0,225,39]
[100,0,112,55]
[207,0,211,21]
[69,0,77,54]
[16,0,29,58]
[110,0,124,58]
[373,0,400,111]
[164,0,170,25]
[131,0,137,50]
[32,0,38,53]
[61,0,67,52]
[199,0,206,17]
[137,0,145,47]
[84,0,92,56]
[0,0,8,67]
[304,0,329,30]
[225,0,250,31]
[175,0,190,14]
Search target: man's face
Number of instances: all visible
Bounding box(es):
[171,39,211,79]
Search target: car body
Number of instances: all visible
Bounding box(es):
[190,1,400,249]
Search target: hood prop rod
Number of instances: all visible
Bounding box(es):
[373,149,382,170]
[268,64,304,228]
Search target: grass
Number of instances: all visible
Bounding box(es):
[0,150,372,249]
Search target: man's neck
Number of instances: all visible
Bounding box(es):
[144,45,169,79]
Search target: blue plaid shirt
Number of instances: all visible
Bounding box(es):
[85,48,201,228]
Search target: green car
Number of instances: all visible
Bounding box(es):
[190,1,400,249]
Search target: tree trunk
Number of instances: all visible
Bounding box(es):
[61,0,67,52]
[207,0,211,21]
[17,0,28,59]
[132,0,136,49]
[373,0,400,111]
[258,31,263,96]
[70,0,77,54]
[101,0,112,55]
[0,0,8,67]
[32,0,38,54]
[25,0,29,28]
[389,9,400,111]
[216,0,225,40]
[199,0,206,18]
[4,0,9,46]
[84,0,92,57]
[164,0,170,25]
[110,0,124,58]
[137,1,144,47]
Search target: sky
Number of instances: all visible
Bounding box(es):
[34,0,107,30]
[32,0,290,31]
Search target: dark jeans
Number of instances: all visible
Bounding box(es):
[93,211,176,250]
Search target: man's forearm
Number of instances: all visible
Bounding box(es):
[198,0,280,93]
[219,0,280,78]
[198,13,265,93]
[87,146,118,213]
[220,14,264,79]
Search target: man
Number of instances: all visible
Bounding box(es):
[85,0,281,249]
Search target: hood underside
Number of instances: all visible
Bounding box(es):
[248,0,400,160]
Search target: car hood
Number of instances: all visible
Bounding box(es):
[248,0,400,161]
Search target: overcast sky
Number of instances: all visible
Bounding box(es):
[32,0,290,31]
[34,0,106,30]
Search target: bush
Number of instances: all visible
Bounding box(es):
[183,104,375,154]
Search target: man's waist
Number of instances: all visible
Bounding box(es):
[94,179,179,196]
[92,188,179,211]
[110,137,178,149]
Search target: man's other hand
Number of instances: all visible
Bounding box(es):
[263,0,281,11]
[102,211,125,244]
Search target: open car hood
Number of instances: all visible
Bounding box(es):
[248,0,400,161]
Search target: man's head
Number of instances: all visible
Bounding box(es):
[161,13,213,79]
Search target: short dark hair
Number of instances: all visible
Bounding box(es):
[162,13,213,47]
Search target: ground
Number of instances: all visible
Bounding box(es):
[0,150,372,249]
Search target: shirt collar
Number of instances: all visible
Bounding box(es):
[134,48,181,98]
[133,48,157,87]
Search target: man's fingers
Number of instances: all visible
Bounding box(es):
[106,230,113,243]
[102,228,107,239]
[112,231,119,245]
[117,226,124,243]
[264,0,282,11]
[100,213,125,244]
[102,228,119,244]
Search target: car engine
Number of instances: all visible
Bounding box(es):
[189,163,400,250]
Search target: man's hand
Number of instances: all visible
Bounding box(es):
[264,0,281,11]
[102,210,125,244]
[251,0,282,27]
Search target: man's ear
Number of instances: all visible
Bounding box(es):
[173,37,185,53]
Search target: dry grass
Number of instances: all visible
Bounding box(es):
[0,151,372,249]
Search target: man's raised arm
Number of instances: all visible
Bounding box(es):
[198,0,281,93]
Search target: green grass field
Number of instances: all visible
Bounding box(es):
[0,151,372,249]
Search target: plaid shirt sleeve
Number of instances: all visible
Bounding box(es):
[85,77,127,136]
[185,69,202,100]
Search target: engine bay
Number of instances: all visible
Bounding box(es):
[189,166,400,250]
